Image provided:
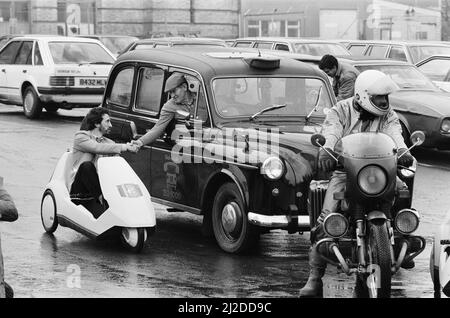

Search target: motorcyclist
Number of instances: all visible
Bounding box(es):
[299,70,415,298]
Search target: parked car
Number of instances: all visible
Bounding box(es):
[231,37,351,56]
[0,35,116,118]
[290,53,450,150]
[103,47,337,253]
[415,55,450,92]
[119,37,227,55]
[0,34,23,49]
[430,209,450,298]
[76,35,139,56]
[345,40,450,64]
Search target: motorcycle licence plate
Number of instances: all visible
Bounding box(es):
[78,78,106,86]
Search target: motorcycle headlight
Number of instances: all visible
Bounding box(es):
[395,208,420,235]
[357,165,387,195]
[260,157,284,180]
[117,184,143,198]
[323,213,349,238]
[441,118,450,133]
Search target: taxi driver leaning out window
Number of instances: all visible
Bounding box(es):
[299,70,415,298]
[132,72,197,149]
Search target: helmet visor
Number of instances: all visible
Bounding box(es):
[369,94,390,111]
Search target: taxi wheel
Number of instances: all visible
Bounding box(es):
[120,228,147,253]
[22,86,42,119]
[41,189,58,234]
[212,183,259,254]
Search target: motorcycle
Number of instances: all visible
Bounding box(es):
[40,151,156,253]
[308,131,426,298]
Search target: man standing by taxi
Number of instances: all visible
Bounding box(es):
[319,54,360,101]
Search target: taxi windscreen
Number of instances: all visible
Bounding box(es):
[212,77,333,119]
[49,41,115,65]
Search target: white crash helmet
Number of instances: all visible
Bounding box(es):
[354,70,399,116]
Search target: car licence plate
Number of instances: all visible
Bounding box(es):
[79,78,106,86]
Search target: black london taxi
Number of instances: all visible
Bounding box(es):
[102,46,336,253]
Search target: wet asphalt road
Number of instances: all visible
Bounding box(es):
[0,105,449,298]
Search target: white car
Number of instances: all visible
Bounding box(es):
[0,35,116,118]
[431,210,450,298]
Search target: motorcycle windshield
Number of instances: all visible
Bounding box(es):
[334,132,397,159]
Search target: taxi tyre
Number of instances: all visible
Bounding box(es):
[23,86,42,119]
[212,182,259,253]
[40,189,59,234]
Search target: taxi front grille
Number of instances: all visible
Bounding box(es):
[49,76,75,86]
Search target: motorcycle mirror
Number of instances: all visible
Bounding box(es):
[176,110,191,120]
[311,134,326,147]
[410,131,425,146]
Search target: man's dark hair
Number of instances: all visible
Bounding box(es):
[80,107,110,130]
[318,54,338,70]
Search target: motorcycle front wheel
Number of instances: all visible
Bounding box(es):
[366,221,392,298]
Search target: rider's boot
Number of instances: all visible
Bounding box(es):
[299,247,326,298]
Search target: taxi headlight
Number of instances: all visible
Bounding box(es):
[357,165,387,195]
[323,213,349,238]
[117,184,143,198]
[395,208,420,234]
[441,118,450,133]
[261,157,284,180]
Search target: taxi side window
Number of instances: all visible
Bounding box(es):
[195,85,209,125]
[14,41,33,65]
[0,41,21,64]
[109,67,134,107]
[135,67,164,114]
[34,42,43,65]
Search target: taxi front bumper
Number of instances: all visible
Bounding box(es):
[248,212,310,231]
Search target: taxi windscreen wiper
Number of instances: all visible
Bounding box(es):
[305,86,323,122]
[249,104,287,121]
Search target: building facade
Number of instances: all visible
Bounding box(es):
[240,0,442,41]
[0,0,240,38]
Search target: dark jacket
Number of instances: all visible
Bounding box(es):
[0,182,19,298]
[332,62,360,101]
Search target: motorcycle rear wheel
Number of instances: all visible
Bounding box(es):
[366,221,392,298]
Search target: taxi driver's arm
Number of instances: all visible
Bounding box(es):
[136,108,175,147]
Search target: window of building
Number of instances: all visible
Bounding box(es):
[135,67,164,115]
[287,20,300,37]
[416,32,428,40]
[247,20,259,37]
[109,68,135,107]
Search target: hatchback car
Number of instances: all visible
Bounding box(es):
[345,40,450,64]
[0,35,116,118]
[231,37,351,56]
[103,47,336,253]
[119,37,227,55]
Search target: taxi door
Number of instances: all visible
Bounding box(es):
[147,69,201,210]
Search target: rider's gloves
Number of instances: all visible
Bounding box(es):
[398,148,414,167]
[318,148,337,172]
